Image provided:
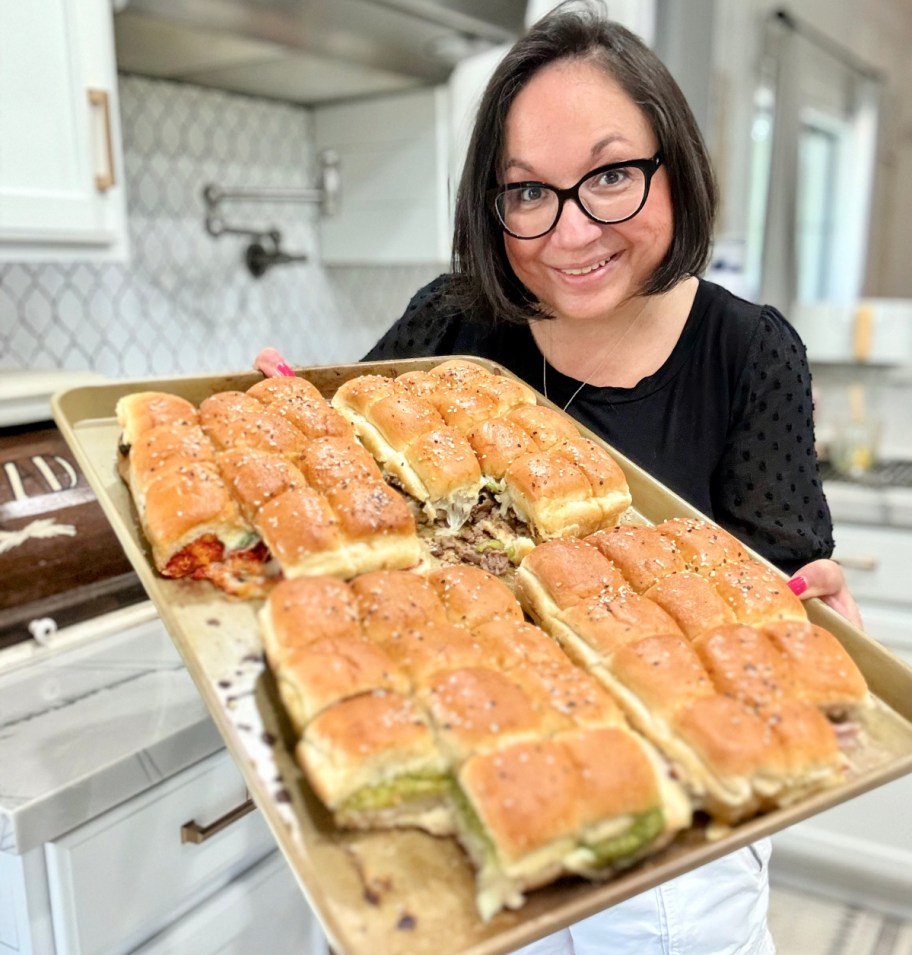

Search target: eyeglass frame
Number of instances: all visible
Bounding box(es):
[489,152,664,240]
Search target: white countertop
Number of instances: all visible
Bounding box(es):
[823,478,912,528]
[0,611,222,855]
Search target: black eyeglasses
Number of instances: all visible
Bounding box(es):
[490,153,663,240]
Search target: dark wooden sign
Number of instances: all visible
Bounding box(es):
[0,423,146,649]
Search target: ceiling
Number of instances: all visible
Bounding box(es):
[113,0,527,104]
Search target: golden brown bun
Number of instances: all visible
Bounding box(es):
[324,478,416,541]
[379,623,489,685]
[551,439,632,524]
[331,374,398,416]
[427,387,500,433]
[395,369,443,399]
[426,564,524,630]
[116,391,198,447]
[467,418,539,481]
[759,699,843,785]
[458,738,581,869]
[760,620,869,709]
[254,486,348,577]
[504,449,603,540]
[428,358,490,387]
[272,636,410,733]
[126,423,216,493]
[606,633,715,722]
[560,727,662,825]
[509,660,625,730]
[586,524,685,593]
[198,391,263,421]
[260,575,361,661]
[711,561,808,626]
[266,394,352,441]
[201,408,310,464]
[505,405,579,450]
[516,538,628,622]
[692,624,795,710]
[300,436,384,492]
[369,392,447,451]
[470,620,572,672]
[215,447,305,521]
[419,666,550,764]
[300,690,446,810]
[656,518,749,575]
[560,590,684,666]
[642,571,738,640]
[405,427,483,504]
[504,439,631,540]
[470,374,537,414]
[351,570,449,641]
[671,695,787,815]
[246,375,323,404]
[140,461,252,575]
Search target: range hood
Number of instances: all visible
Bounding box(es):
[113,0,527,105]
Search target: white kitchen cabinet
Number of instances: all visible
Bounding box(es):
[1,750,325,954]
[771,517,912,919]
[0,0,128,261]
[314,86,451,265]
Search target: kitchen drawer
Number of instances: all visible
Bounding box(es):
[133,850,328,955]
[832,522,912,607]
[44,749,276,955]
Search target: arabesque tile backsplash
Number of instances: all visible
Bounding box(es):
[0,75,443,378]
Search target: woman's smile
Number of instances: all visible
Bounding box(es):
[502,58,673,323]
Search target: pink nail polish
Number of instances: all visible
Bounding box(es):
[787,576,807,596]
[276,362,295,377]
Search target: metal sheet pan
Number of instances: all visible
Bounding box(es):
[52,358,912,955]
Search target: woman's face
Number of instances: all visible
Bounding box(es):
[500,58,673,323]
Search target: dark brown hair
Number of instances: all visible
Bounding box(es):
[449,0,717,324]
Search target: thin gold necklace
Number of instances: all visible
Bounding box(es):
[541,302,650,412]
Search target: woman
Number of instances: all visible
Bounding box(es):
[357,3,858,954]
[258,2,859,951]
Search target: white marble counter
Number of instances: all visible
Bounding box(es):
[0,608,222,855]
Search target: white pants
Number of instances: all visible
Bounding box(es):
[511,841,776,955]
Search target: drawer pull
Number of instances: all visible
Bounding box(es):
[181,796,256,844]
[834,555,880,572]
[88,87,116,191]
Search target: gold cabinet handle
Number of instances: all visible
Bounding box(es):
[88,88,116,191]
[180,796,256,845]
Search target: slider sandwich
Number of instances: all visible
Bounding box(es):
[116,392,259,579]
[298,689,453,833]
[332,378,483,529]
[417,665,560,766]
[710,560,808,627]
[115,391,198,450]
[642,571,738,641]
[603,633,788,821]
[760,620,870,715]
[455,726,690,920]
[258,576,408,733]
[199,403,311,466]
[586,524,686,593]
[656,517,749,575]
[503,437,633,541]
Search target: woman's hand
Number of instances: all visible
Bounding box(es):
[254,346,295,378]
[787,558,863,628]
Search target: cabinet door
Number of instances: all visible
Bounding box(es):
[314,87,451,265]
[44,750,276,955]
[0,0,128,260]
